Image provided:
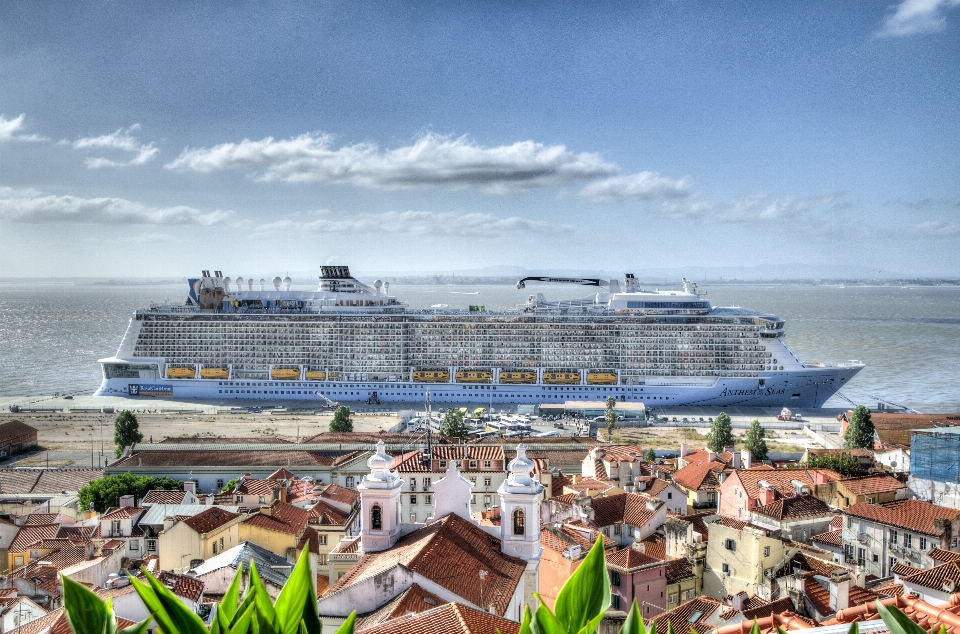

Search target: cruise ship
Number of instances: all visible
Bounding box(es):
[96,266,862,407]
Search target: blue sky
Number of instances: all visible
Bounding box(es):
[1,1,958,277]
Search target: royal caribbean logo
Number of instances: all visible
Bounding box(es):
[128,384,173,397]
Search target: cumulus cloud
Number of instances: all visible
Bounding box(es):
[877,0,960,36]
[0,186,231,225]
[0,113,48,142]
[578,171,691,203]
[166,132,620,194]
[653,192,841,223]
[72,124,159,168]
[255,209,571,237]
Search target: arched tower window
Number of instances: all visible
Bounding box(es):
[513,508,525,536]
[371,504,382,530]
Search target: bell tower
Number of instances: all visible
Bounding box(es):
[498,445,544,561]
[358,440,404,552]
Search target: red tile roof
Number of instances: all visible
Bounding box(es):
[0,420,38,441]
[244,501,310,536]
[607,547,664,571]
[753,495,833,521]
[649,596,726,634]
[320,484,359,507]
[845,499,960,536]
[892,561,923,577]
[803,571,879,617]
[672,460,725,492]
[541,524,614,553]
[838,474,905,496]
[23,513,62,525]
[267,467,298,480]
[9,524,61,553]
[101,506,144,519]
[729,468,841,502]
[141,490,189,505]
[156,570,205,601]
[309,499,352,526]
[663,558,694,583]
[235,478,276,496]
[810,529,842,548]
[357,601,520,634]
[182,507,240,534]
[902,562,960,593]
[327,513,526,616]
[355,584,446,632]
[932,548,960,564]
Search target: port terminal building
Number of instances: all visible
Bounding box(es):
[539,401,646,422]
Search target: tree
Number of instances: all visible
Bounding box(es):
[706,412,735,453]
[605,396,617,438]
[441,409,469,439]
[844,405,875,449]
[79,473,184,512]
[643,448,656,462]
[329,406,354,432]
[113,410,143,457]
[806,452,864,477]
[221,478,238,493]
[743,419,769,462]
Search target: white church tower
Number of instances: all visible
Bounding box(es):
[358,440,404,553]
[498,445,544,560]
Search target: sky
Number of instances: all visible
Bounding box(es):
[0,1,958,278]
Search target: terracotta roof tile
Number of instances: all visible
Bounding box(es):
[663,558,694,583]
[244,501,310,536]
[355,584,446,632]
[0,420,38,441]
[309,499,351,526]
[811,529,842,548]
[357,601,520,634]
[672,460,726,492]
[753,495,833,521]
[9,524,61,553]
[320,484,359,507]
[267,467,297,480]
[234,478,277,496]
[326,514,526,616]
[23,513,62,525]
[845,499,960,536]
[892,561,923,577]
[730,468,840,502]
[874,581,905,597]
[649,596,725,634]
[932,548,960,564]
[902,562,960,593]
[156,571,205,602]
[803,571,879,617]
[638,534,667,561]
[182,507,240,534]
[101,506,144,519]
[141,490,189,505]
[607,547,664,571]
[838,475,905,496]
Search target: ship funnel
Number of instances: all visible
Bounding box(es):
[235,277,244,290]
[248,278,255,291]
[283,276,292,290]
[223,277,232,292]
[272,276,282,290]
[374,280,383,295]
[259,278,265,291]
[383,282,389,295]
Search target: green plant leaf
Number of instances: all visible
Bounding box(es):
[532,600,568,634]
[750,619,761,634]
[515,605,533,634]
[272,549,320,634]
[554,537,610,634]
[875,600,928,634]
[117,619,152,634]
[621,599,646,634]
[62,574,116,634]
[248,561,278,634]
[666,620,677,634]
[128,575,179,634]
[220,561,245,622]
[846,623,859,634]
[333,612,357,634]
[224,598,257,634]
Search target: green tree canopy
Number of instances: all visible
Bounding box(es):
[605,396,617,437]
[113,410,143,457]
[806,452,864,477]
[221,478,238,493]
[643,448,657,462]
[441,409,469,439]
[329,406,354,432]
[706,412,736,453]
[79,473,184,512]
[743,419,769,462]
[843,405,875,449]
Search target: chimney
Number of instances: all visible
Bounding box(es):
[707,451,717,462]
[279,486,288,503]
[646,498,659,511]
[741,449,752,469]
[732,452,741,469]
[163,516,175,531]
[757,482,775,506]
[829,570,851,611]
[680,443,688,458]
[732,591,748,611]
[119,495,135,507]
[723,446,735,457]
[261,505,273,516]
[183,481,196,494]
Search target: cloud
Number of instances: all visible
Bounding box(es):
[877,0,960,36]
[72,124,159,168]
[166,132,620,194]
[578,171,691,203]
[255,209,572,237]
[0,113,48,142]
[0,186,231,225]
[652,192,842,223]
[910,219,960,236]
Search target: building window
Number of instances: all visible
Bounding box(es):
[725,539,736,551]
[130,540,138,551]
[425,495,432,505]
[410,495,418,505]
[873,554,879,563]
[891,530,898,545]
[890,556,897,570]
[920,537,927,550]
[345,476,355,488]
[371,504,382,530]
[868,497,875,504]
[470,477,477,485]
[319,535,327,545]
[857,548,866,567]
[669,593,678,605]
[213,542,218,554]
[614,524,622,536]
[217,479,225,490]
[259,496,265,504]
[484,495,492,505]
[611,571,621,586]
[484,460,492,468]
[410,513,417,522]
[763,546,770,557]
[471,496,476,505]
[439,461,447,468]
[470,461,477,469]
[905,534,913,548]
[611,594,620,610]
[410,478,417,491]
[147,540,157,552]
[424,478,432,489]
[484,477,492,487]
[668,492,672,499]
[722,563,729,574]
[513,509,526,536]
[686,590,695,600]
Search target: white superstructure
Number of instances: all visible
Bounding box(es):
[96,267,863,407]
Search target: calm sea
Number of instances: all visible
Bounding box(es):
[1,281,958,413]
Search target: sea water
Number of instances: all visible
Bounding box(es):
[1,281,958,413]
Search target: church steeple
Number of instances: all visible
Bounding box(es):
[358,440,404,552]
[497,445,544,561]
